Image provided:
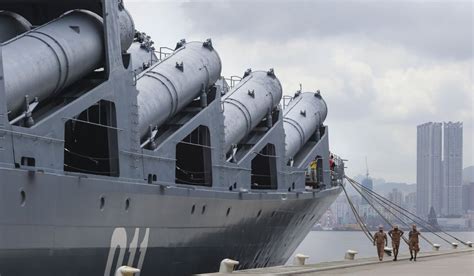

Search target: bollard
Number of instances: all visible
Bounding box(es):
[293,254,309,266]
[115,266,140,276]
[467,241,472,248]
[384,247,392,256]
[345,249,358,260]
[219,258,239,273]
[451,242,458,249]
[433,244,441,251]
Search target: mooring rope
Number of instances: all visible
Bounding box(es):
[346,176,470,247]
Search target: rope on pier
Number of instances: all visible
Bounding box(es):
[340,183,373,242]
[347,177,424,245]
[344,175,471,247]
[347,177,449,246]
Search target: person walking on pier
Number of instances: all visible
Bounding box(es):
[373,226,387,261]
[388,225,404,261]
[408,224,420,261]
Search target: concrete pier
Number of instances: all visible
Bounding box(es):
[199,249,473,275]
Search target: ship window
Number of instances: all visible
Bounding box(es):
[64,100,119,177]
[251,144,277,190]
[175,125,212,186]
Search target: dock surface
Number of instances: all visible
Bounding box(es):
[200,249,473,275]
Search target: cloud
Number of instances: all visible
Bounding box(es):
[180,0,473,60]
[126,0,473,182]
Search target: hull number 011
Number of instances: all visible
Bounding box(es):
[104,227,150,276]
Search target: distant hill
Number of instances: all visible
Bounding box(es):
[374,182,416,196]
[348,174,415,196]
[353,174,386,186]
[464,166,474,183]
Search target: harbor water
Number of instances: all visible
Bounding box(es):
[288,230,474,264]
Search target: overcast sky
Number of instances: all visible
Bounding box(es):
[125,0,473,183]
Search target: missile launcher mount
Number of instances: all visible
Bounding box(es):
[0,0,344,275]
[0,10,32,42]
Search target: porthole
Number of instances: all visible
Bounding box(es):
[20,189,26,207]
[100,196,105,211]
[125,198,130,211]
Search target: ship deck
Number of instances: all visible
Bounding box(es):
[199,248,474,275]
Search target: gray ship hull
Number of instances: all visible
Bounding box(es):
[0,167,341,276]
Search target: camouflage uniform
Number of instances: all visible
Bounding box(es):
[373,231,387,261]
[409,230,420,252]
[388,228,404,260]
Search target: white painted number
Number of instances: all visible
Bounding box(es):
[104,227,150,276]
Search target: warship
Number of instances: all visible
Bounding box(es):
[0,0,345,275]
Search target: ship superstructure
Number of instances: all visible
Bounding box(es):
[0,1,344,275]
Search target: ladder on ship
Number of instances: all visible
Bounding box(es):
[341,176,473,249]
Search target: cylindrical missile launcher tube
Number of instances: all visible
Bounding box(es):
[117,8,135,51]
[2,9,135,117]
[283,91,328,161]
[136,40,222,139]
[129,31,158,74]
[222,69,283,152]
[0,11,32,43]
[129,42,157,74]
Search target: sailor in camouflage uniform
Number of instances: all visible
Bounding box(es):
[388,225,404,261]
[409,224,420,261]
[373,226,388,261]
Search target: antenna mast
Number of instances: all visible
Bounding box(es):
[365,156,369,178]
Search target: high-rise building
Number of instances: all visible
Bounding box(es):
[416,122,443,218]
[461,183,474,213]
[361,157,373,207]
[416,122,464,218]
[404,191,416,214]
[442,122,463,216]
[470,183,474,211]
[388,188,403,206]
[361,177,373,192]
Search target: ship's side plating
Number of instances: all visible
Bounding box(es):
[0,0,343,276]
